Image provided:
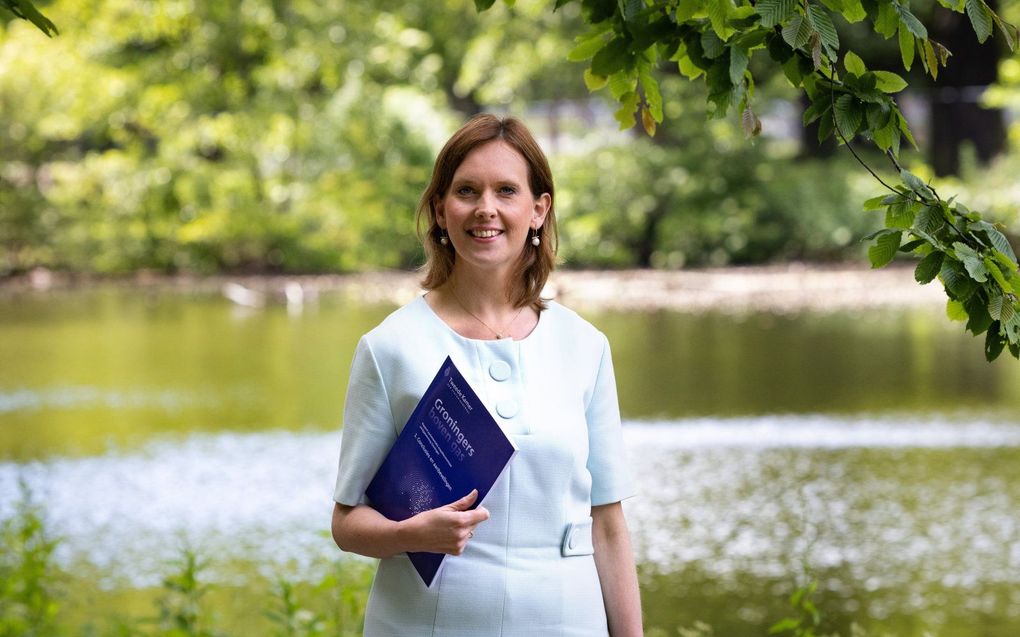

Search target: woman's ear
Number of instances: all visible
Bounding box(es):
[532,192,551,229]
[434,198,446,229]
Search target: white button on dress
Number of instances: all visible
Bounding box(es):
[489,360,512,381]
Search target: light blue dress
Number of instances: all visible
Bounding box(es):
[333,296,635,636]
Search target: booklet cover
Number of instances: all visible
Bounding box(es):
[365,356,518,587]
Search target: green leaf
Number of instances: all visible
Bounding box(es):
[897,113,918,150]
[915,251,944,283]
[900,238,927,252]
[898,24,915,70]
[6,0,59,35]
[702,31,726,59]
[954,241,989,283]
[865,102,893,130]
[584,68,609,91]
[614,91,640,129]
[886,201,914,228]
[897,4,928,38]
[834,94,863,137]
[817,103,835,142]
[985,322,1006,361]
[708,0,735,40]
[972,220,1018,263]
[802,96,831,125]
[941,259,979,300]
[807,4,840,53]
[875,1,900,37]
[607,71,637,99]
[782,55,804,85]
[678,55,705,79]
[900,169,934,199]
[592,37,634,76]
[863,194,888,211]
[947,299,968,322]
[869,230,902,268]
[914,205,945,237]
[965,293,994,335]
[922,39,939,79]
[756,0,797,27]
[874,70,908,93]
[965,0,993,43]
[622,0,644,21]
[988,294,1015,322]
[872,119,897,151]
[990,9,1018,51]
[782,15,814,49]
[569,32,610,61]
[1004,312,1020,344]
[839,0,868,23]
[984,257,1014,293]
[640,69,664,122]
[474,0,498,10]
[844,51,867,75]
[730,45,749,86]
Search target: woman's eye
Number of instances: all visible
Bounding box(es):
[499,186,517,195]
[456,186,474,196]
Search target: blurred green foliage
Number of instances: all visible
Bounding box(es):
[556,78,881,268]
[0,0,584,274]
[0,0,1016,277]
[0,481,61,637]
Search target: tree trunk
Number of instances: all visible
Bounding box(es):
[928,3,1006,176]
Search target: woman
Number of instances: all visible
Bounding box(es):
[331,114,643,636]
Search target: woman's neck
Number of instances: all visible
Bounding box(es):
[446,268,514,315]
[428,267,536,340]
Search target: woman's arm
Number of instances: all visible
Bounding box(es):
[331,489,490,559]
[592,502,643,637]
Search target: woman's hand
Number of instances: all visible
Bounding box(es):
[403,489,490,555]
[331,489,489,559]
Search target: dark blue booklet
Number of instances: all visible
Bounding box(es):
[365,356,518,587]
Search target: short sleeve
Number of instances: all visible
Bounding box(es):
[585,335,635,505]
[333,337,398,506]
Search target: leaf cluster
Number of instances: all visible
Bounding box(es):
[863,174,1020,360]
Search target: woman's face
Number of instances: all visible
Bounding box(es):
[436,140,550,278]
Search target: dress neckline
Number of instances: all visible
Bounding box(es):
[416,294,547,345]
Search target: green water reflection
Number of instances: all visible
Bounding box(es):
[2,286,1018,461]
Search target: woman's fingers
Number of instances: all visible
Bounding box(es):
[446,488,478,511]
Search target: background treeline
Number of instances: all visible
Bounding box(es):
[1,0,1018,276]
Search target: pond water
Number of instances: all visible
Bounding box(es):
[1,284,1019,636]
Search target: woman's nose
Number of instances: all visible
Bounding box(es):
[474,191,497,216]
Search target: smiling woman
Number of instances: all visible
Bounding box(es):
[328,114,644,636]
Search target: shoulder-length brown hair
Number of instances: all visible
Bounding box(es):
[416,114,557,311]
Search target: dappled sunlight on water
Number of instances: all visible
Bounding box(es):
[3,416,1018,616]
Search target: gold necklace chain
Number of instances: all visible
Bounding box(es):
[450,286,525,340]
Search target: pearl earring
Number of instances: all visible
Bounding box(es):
[439,230,449,246]
[531,229,540,247]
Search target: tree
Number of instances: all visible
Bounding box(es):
[479,0,1020,361]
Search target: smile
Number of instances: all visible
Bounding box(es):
[468,229,503,238]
